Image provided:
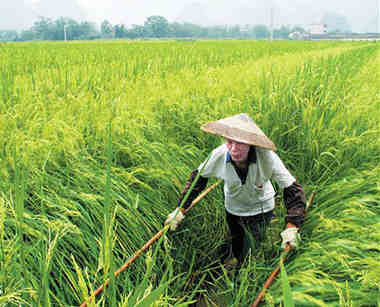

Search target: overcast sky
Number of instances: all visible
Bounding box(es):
[2,0,380,32]
[79,0,380,27]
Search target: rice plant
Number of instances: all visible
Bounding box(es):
[0,40,379,306]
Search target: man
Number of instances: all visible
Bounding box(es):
[165,114,306,266]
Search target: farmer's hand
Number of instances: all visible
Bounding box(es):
[280,226,300,249]
[165,208,185,231]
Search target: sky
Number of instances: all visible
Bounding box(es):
[78,0,187,24]
[78,0,380,28]
[1,0,380,32]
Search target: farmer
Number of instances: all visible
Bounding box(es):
[165,114,306,267]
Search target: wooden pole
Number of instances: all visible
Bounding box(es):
[251,191,316,307]
[80,181,221,307]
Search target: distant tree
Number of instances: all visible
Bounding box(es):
[144,15,169,38]
[169,22,203,38]
[0,30,18,41]
[53,17,68,40]
[30,16,100,41]
[274,25,291,39]
[78,21,99,40]
[228,25,241,38]
[199,26,209,38]
[19,30,36,41]
[64,18,81,40]
[192,23,205,37]
[114,24,128,38]
[101,20,114,38]
[169,22,187,37]
[239,25,251,38]
[253,24,270,39]
[208,25,228,38]
[21,16,312,41]
[54,17,84,40]
[169,22,183,37]
[32,16,54,40]
[127,24,146,39]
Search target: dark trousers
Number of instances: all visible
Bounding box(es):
[226,210,273,262]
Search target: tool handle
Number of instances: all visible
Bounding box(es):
[80,181,221,307]
[250,190,316,307]
[184,181,221,214]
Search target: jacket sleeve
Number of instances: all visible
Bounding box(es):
[178,170,209,210]
[283,182,306,227]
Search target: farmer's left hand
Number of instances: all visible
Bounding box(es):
[165,207,185,231]
[280,225,300,249]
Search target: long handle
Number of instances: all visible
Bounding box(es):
[80,181,221,307]
[251,191,316,307]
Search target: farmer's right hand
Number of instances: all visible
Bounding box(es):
[165,208,185,231]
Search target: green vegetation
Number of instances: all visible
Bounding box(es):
[0,40,379,306]
[2,15,302,42]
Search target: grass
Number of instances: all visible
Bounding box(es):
[0,40,379,306]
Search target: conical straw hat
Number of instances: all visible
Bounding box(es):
[201,113,276,151]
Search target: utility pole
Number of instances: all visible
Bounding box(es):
[64,25,68,41]
[377,0,380,36]
[270,6,274,41]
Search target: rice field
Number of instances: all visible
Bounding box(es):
[1,40,380,306]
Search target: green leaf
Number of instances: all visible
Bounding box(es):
[281,259,295,307]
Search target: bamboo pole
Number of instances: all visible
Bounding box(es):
[80,181,221,307]
[251,191,316,307]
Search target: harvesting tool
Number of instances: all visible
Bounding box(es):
[251,191,316,307]
[79,180,221,307]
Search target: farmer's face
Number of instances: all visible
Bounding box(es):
[225,138,250,163]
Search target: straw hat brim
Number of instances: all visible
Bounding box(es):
[201,114,277,151]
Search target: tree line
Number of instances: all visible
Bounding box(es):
[0,15,307,42]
